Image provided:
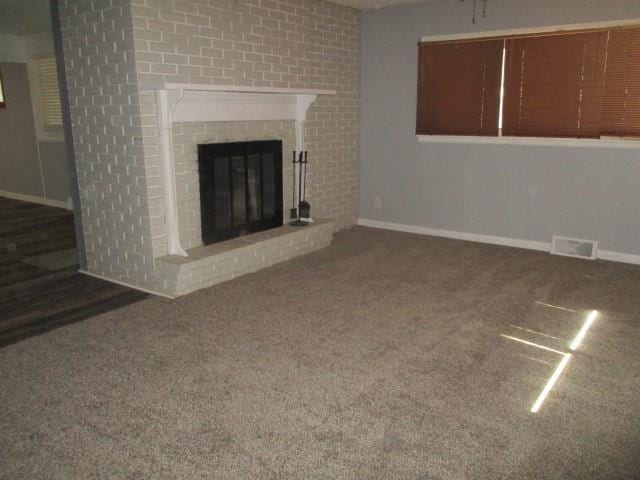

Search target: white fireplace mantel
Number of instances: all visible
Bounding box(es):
[155,83,336,257]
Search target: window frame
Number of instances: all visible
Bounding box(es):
[416,18,640,148]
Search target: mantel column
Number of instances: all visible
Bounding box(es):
[156,89,187,257]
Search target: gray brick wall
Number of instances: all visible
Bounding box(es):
[58,0,360,294]
[59,0,158,288]
[132,0,361,257]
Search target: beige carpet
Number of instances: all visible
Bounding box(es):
[1,226,640,479]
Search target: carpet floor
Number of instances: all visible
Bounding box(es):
[1,226,639,479]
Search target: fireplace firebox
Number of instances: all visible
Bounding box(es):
[198,140,283,245]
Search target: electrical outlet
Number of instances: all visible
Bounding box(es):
[374,196,382,209]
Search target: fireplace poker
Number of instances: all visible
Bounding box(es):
[290,150,309,226]
[298,150,304,211]
[290,151,297,220]
[298,150,311,222]
[302,150,308,201]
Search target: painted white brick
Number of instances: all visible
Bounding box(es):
[58,0,360,295]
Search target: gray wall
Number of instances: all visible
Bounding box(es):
[0,33,26,62]
[0,61,70,204]
[0,62,43,198]
[39,140,69,202]
[360,0,640,256]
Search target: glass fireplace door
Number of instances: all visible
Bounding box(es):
[198,140,283,245]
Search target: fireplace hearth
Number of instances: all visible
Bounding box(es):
[198,140,283,245]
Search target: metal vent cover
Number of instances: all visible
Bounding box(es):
[551,235,598,260]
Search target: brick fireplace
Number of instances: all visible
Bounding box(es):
[58,0,360,298]
[175,120,295,250]
[150,84,336,296]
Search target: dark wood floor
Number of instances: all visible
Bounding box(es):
[0,197,148,348]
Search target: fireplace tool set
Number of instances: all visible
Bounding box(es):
[290,150,311,226]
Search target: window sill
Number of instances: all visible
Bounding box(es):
[416,135,640,149]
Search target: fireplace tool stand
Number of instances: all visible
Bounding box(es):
[290,150,310,226]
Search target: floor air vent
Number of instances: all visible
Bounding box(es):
[551,236,598,260]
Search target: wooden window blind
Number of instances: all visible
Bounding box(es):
[502,31,609,138]
[601,28,640,137]
[417,24,640,140]
[416,39,503,136]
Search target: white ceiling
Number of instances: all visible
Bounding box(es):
[329,0,431,9]
[0,0,51,36]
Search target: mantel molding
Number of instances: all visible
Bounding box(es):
[169,90,319,125]
[155,84,335,257]
[160,83,336,95]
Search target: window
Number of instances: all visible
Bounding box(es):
[0,67,6,108]
[28,56,63,138]
[502,31,608,138]
[600,28,640,137]
[417,39,503,136]
[416,25,640,141]
[34,56,63,129]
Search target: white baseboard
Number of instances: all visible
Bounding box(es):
[0,190,70,210]
[357,218,551,252]
[597,250,640,266]
[79,270,174,299]
[357,218,640,266]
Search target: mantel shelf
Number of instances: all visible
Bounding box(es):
[159,83,336,96]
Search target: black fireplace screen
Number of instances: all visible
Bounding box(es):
[198,140,283,245]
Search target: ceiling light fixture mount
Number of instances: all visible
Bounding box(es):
[460,0,488,24]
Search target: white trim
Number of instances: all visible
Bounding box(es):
[417,135,640,149]
[598,250,640,266]
[170,90,318,124]
[79,270,175,299]
[357,218,550,251]
[0,190,69,209]
[420,18,640,42]
[160,83,336,95]
[155,85,334,257]
[156,89,187,257]
[34,134,47,199]
[357,218,640,266]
